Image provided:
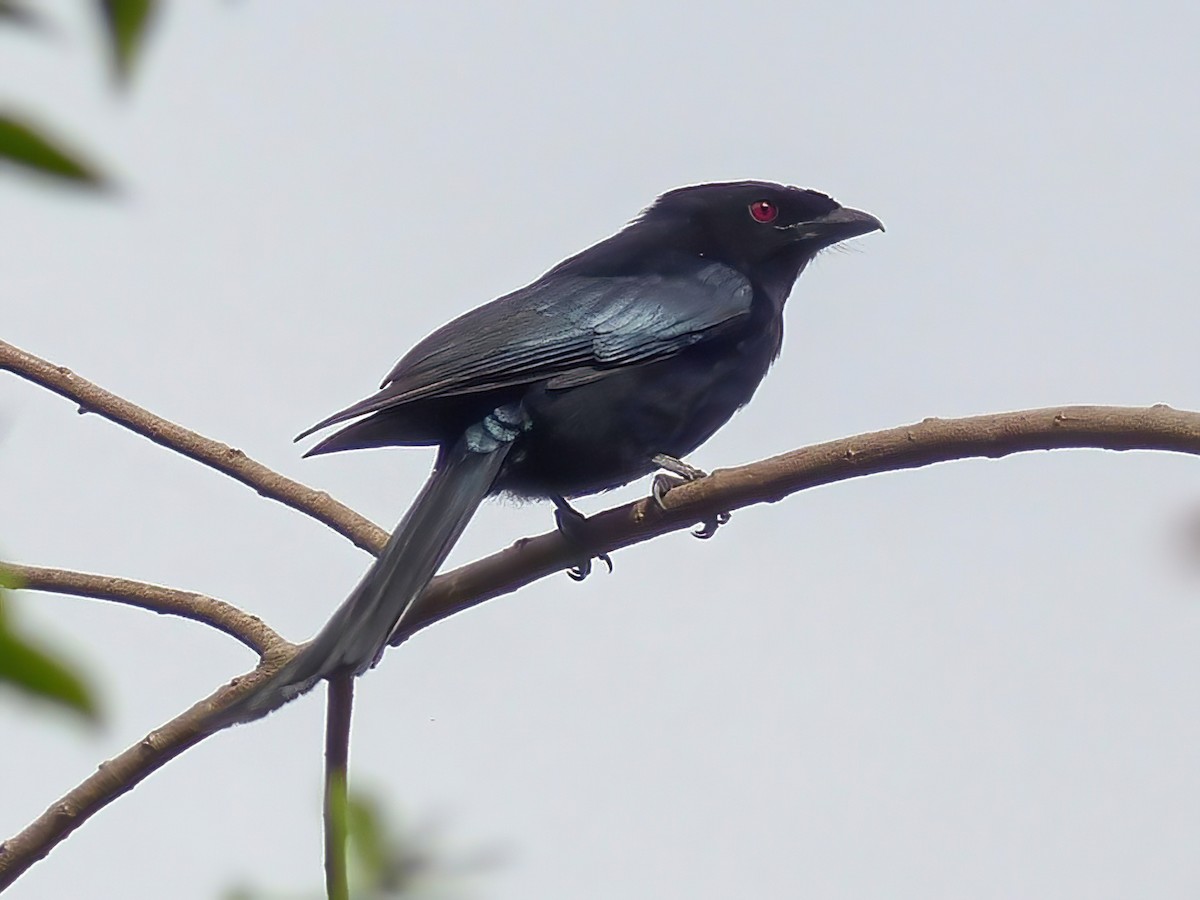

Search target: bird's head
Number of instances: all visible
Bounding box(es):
[641,180,882,285]
[548,181,882,291]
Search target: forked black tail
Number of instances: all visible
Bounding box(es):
[214,406,526,726]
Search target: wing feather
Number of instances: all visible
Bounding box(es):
[300,261,753,439]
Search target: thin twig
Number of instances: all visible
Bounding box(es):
[324,675,354,900]
[2,564,283,655]
[2,403,1199,889]
[0,339,388,553]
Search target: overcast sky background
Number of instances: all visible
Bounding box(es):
[3,2,1200,898]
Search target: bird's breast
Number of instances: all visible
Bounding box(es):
[496,319,779,498]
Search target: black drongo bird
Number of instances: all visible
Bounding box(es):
[222,181,881,723]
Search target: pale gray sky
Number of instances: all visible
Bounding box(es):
[3,2,1200,898]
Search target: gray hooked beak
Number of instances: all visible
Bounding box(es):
[787,206,884,244]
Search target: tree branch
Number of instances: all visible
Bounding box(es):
[0,339,388,554]
[0,662,283,892]
[324,675,354,900]
[393,403,1200,640]
[2,563,286,655]
[2,403,1198,889]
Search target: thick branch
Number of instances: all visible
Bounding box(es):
[1,403,1198,889]
[0,339,388,553]
[395,403,1200,640]
[2,564,286,655]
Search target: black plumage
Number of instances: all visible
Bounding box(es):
[221,180,882,723]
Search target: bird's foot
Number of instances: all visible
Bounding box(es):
[553,495,613,581]
[650,472,686,507]
[650,453,708,482]
[650,454,732,540]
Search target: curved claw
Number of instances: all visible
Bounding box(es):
[652,473,684,510]
[692,510,732,539]
[566,551,613,581]
[554,496,614,581]
[651,455,730,539]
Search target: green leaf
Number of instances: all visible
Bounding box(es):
[0,113,109,187]
[0,580,100,721]
[98,0,158,83]
[346,792,390,884]
[0,567,21,592]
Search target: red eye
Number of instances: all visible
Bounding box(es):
[749,199,778,223]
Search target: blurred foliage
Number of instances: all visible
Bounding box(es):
[0,113,108,187]
[0,0,42,28]
[341,790,434,896]
[0,0,149,710]
[224,787,498,899]
[0,0,163,187]
[2,8,497,898]
[99,0,159,83]
[0,567,100,721]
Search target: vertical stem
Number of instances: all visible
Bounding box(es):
[324,674,354,900]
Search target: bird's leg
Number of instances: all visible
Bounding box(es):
[552,494,613,581]
[650,453,732,540]
[651,453,708,482]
